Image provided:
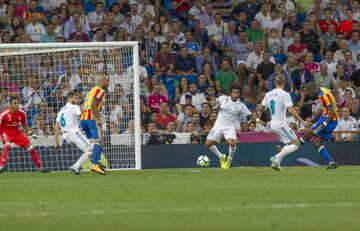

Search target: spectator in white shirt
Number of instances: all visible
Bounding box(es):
[25,12,46,42]
[130,2,143,28]
[335,107,358,141]
[255,3,271,29]
[180,83,207,112]
[87,2,105,33]
[137,0,155,17]
[171,20,185,46]
[0,0,7,18]
[206,13,228,54]
[320,50,337,76]
[264,8,283,36]
[120,12,136,37]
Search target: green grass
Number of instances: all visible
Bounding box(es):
[1,166,360,231]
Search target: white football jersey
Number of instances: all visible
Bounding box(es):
[215,95,251,127]
[262,88,293,129]
[56,103,82,132]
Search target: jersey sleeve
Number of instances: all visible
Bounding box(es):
[240,104,252,117]
[93,88,105,101]
[55,112,61,122]
[261,94,268,107]
[73,105,82,116]
[216,95,227,105]
[284,92,293,108]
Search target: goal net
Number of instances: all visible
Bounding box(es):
[0,42,141,172]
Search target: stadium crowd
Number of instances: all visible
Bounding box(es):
[0,0,359,144]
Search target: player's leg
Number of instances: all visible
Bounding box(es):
[0,133,12,173]
[223,128,238,169]
[312,120,338,169]
[271,126,300,171]
[205,126,226,168]
[68,132,92,175]
[223,138,237,169]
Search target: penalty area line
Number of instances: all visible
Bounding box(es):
[0,202,359,218]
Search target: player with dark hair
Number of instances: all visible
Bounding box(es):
[298,82,339,169]
[0,97,50,173]
[205,84,251,169]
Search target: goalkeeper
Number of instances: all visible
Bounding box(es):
[80,75,109,175]
[298,83,339,169]
[0,97,50,173]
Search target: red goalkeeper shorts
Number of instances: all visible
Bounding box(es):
[1,131,30,148]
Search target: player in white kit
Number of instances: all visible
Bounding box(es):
[54,92,92,175]
[205,85,251,169]
[261,75,305,171]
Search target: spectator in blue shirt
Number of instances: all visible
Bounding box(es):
[197,73,209,95]
[232,0,259,22]
[84,0,98,14]
[184,31,202,57]
[196,48,216,73]
[39,22,56,43]
[175,46,197,76]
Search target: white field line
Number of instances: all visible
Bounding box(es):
[0,202,359,218]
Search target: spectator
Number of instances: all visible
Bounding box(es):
[215,59,237,95]
[147,84,169,113]
[152,23,166,44]
[283,11,302,33]
[246,19,263,43]
[232,0,258,22]
[339,9,358,38]
[212,0,233,22]
[335,107,358,141]
[318,8,339,34]
[64,12,88,40]
[256,52,275,95]
[184,30,202,57]
[176,104,194,132]
[199,102,211,127]
[68,23,90,42]
[142,12,155,35]
[350,97,360,120]
[329,0,342,22]
[188,0,205,39]
[221,21,240,70]
[196,48,216,74]
[351,68,360,93]
[147,75,168,97]
[140,30,160,69]
[334,39,358,64]
[110,100,123,127]
[154,42,176,77]
[206,13,228,54]
[288,32,308,62]
[39,22,57,43]
[166,31,180,55]
[320,50,337,76]
[120,13,136,37]
[23,0,46,24]
[158,13,171,35]
[173,0,191,24]
[340,50,358,79]
[304,52,319,76]
[264,8,283,36]
[175,46,196,76]
[111,3,124,28]
[348,30,360,57]
[314,63,338,89]
[138,0,155,17]
[202,61,216,86]
[171,20,185,46]
[292,61,314,91]
[13,0,29,18]
[149,111,165,130]
[267,64,293,92]
[175,76,188,103]
[267,28,281,55]
[129,3,142,28]
[300,20,323,55]
[0,0,7,19]
[197,73,209,95]
[88,2,105,33]
[323,24,338,51]
[57,3,70,28]
[157,102,176,128]
[180,83,207,112]
[25,12,46,42]
[281,27,294,55]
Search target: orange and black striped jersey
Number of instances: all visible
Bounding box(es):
[81,86,105,120]
[319,87,339,121]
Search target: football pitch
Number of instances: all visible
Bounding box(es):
[1,166,360,231]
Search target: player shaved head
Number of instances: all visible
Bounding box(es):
[9,96,20,112]
[97,75,109,90]
[275,74,286,88]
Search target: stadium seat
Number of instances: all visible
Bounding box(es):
[273,54,288,66]
[164,77,176,99]
[297,13,306,23]
[313,54,323,62]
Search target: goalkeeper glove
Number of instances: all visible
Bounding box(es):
[28,131,38,140]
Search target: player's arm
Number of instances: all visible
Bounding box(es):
[54,122,61,150]
[324,104,335,124]
[22,123,38,140]
[91,97,101,126]
[287,106,305,125]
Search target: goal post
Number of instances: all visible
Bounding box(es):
[0,42,141,171]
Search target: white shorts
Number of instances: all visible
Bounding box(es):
[207,125,237,143]
[63,131,91,153]
[272,125,297,144]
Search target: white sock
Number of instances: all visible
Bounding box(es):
[208,145,223,159]
[73,151,91,170]
[274,144,298,163]
[228,145,236,161]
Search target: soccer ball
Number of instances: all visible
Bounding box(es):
[197,155,210,168]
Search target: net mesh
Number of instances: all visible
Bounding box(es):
[0,44,137,172]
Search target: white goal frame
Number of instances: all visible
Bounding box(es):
[0,42,142,170]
